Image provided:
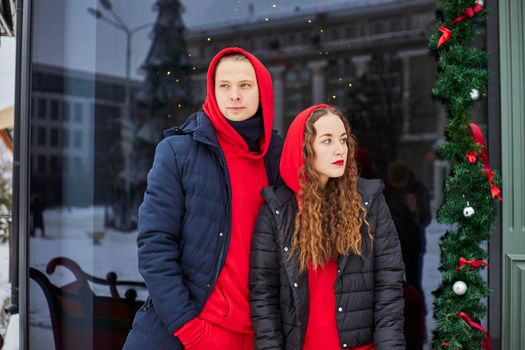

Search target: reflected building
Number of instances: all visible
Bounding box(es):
[186,0,442,187]
[30,64,146,227]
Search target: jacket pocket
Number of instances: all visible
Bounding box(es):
[216,282,232,318]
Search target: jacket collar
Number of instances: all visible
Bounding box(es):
[163,110,220,148]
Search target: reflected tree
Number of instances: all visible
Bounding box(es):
[136,0,192,134]
[345,53,403,179]
[113,0,193,230]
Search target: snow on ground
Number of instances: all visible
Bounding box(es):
[2,314,18,350]
[422,220,451,349]
[0,241,12,342]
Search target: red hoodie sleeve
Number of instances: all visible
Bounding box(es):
[173,317,206,346]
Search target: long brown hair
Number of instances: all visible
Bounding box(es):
[289,107,371,272]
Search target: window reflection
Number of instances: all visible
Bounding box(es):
[26,1,486,349]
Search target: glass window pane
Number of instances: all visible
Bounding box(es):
[26,1,488,349]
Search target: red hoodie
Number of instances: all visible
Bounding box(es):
[175,47,274,342]
[280,105,375,350]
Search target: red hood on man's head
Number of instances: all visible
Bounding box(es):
[280,104,331,194]
[202,47,274,157]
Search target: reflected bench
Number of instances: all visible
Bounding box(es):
[29,257,146,350]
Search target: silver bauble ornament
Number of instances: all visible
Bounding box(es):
[470,88,480,100]
[453,281,468,295]
[463,206,475,217]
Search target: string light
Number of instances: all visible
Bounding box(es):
[207,37,212,42]
[307,19,312,23]
[166,71,171,75]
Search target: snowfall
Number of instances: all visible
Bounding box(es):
[0,207,484,350]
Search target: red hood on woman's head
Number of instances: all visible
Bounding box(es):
[202,47,274,157]
[280,104,331,194]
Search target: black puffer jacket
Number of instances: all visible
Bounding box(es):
[249,178,405,350]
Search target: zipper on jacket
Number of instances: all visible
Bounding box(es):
[208,146,232,293]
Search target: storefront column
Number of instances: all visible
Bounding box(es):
[500,0,525,349]
[308,60,328,104]
[268,65,285,135]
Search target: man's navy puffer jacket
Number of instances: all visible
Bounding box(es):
[123,110,283,350]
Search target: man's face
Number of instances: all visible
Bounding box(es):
[214,59,260,121]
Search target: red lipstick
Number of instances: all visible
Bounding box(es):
[332,160,344,166]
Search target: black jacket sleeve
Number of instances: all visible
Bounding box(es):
[249,204,285,350]
[372,193,406,349]
[137,138,199,335]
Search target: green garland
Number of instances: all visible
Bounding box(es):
[429,0,501,349]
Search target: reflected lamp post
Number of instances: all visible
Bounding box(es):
[87,1,152,230]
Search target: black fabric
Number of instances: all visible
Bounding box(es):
[249,178,406,350]
[123,110,283,350]
[225,109,263,152]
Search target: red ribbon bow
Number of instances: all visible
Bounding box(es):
[437,3,484,47]
[457,312,491,350]
[458,257,490,271]
[450,3,484,24]
[469,123,502,200]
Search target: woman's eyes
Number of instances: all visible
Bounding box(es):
[321,138,347,144]
[240,83,252,88]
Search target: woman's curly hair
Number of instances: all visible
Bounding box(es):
[289,107,371,272]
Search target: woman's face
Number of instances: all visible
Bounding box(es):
[311,113,348,187]
[214,59,260,121]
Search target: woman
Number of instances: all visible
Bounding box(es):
[124,47,283,349]
[249,105,405,349]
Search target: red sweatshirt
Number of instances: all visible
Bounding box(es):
[280,105,375,350]
[175,47,274,341]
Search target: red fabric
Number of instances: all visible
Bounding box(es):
[304,260,339,350]
[279,104,330,196]
[469,123,502,200]
[457,257,490,271]
[303,261,375,350]
[437,26,452,47]
[175,318,254,350]
[198,47,274,333]
[457,312,491,350]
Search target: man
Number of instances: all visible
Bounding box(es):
[124,47,282,349]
